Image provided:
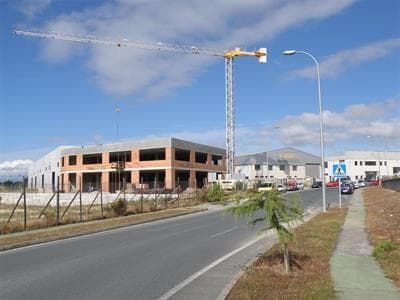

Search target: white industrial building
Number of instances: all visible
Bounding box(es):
[28,146,72,192]
[235,147,321,183]
[325,150,400,181]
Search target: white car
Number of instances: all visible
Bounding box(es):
[296,182,304,190]
[276,184,286,193]
[351,181,360,189]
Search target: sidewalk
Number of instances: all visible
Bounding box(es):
[330,189,400,299]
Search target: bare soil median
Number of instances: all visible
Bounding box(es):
[227,208,347,300]
[363,186,400,287]
[0,206,204,251]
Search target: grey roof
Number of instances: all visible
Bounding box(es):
[61,137,225,156]
[235,147,320,166]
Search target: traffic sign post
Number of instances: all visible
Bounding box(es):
[333,163,347,208]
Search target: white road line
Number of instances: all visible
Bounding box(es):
[162,224,208,239]
[209,227,238,238]
[157,233,267,300]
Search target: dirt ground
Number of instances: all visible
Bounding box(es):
[363,186,400,287]
[227,208,347,300]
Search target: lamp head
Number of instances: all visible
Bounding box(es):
[283,50,297,56]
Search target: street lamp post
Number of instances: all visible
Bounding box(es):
[283,50,327,212]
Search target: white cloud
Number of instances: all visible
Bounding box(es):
[289,38,400,79]
[0,159,32,181]
[274,95,400,146]
[11,0,51,19]
[37,0,356,98]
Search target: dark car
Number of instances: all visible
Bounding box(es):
[312,181,322,188]
[341,183,354,194]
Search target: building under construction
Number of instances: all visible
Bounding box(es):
[59,137,225,193]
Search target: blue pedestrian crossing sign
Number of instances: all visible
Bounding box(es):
[333,163,347,178]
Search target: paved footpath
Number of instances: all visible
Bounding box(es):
[330,189,400,299]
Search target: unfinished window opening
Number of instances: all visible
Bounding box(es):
[175,170,190,189]
[109,171,132,193]
[138,170,166,190]
[212,154,223,166]
[83,153,102,164]
[41,174,44,189]
[62,157,64,167]
[82,172,102,192]
[195,152,208,164]
[279,165,285,171]
[68,173,77,192]
[365,161,376,166]
[255,164,260,171]
[196,171,208,188]
[139,148,165,161]
[69,155,77,165]
[175,149,190,162]
[109,151,132,163]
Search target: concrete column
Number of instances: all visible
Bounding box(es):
[190,150,196,164]
[77,154,83,166]
[166,147,174,161]
[102,152,109,164]
[101,171,109,192]
[132,149,139,163]
[189,170,196,188]
[165,168,175,189]
[207,153,212,165]
[62,173,68,192]
[77,172,83,191]
[131,170,139,189]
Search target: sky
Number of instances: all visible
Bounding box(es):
[0,0,399,180]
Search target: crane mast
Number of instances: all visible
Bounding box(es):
[13,29,267,179]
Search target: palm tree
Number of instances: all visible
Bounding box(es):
[230,190,303,273]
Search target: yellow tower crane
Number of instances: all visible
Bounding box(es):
[13,29,267,179]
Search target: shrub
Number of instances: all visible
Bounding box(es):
[207,184,224,202]
[373,240,397,259]
[110,198,128,216]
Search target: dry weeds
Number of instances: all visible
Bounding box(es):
[363,186,400,287]
[227,208,347,300]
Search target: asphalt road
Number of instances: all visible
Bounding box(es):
[0,187,350,300]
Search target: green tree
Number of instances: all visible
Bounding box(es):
[230,190,303,273]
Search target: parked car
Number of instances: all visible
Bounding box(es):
[276,184,287,193]
[312,181,322,188]
[341,183,354,194]
[358,180,368,187]
[296,182,304,190]
[326,180,339,187]
[351,181,360,189]
[368,179,380,186]
[286,179,298,191]
[258,182,274,192]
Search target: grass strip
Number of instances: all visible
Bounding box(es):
[0,206,205,251]
[363,187,400,287]
[227,207,347,300]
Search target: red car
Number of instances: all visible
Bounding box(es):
[368,179,380,186]
[326,180,339,187]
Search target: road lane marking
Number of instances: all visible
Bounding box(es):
[157,233,267,300]
[209,227,238,238]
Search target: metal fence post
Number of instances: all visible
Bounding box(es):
[23,177,27,230]
[140,177,144,213]
[100,181,104,218]
[56,176,60,226]
[79,177,82,222]
[123,176,126,202]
